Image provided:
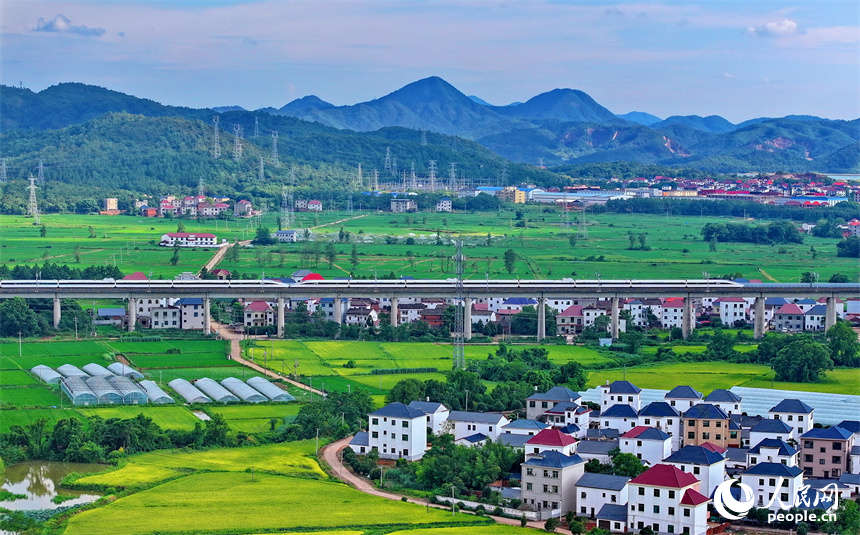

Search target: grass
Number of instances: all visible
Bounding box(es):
[0,340,107,357]
[641,344,758,354]
[77,406,201,430]
[0,369,38,386]
[0,385,63,407]
[73,464,182,490]
[126,352,237,369]
[388,527,531,535]
[0,408,85,433]
[208,404,302,433]
[64,471,485,535]
[743,368,860,395]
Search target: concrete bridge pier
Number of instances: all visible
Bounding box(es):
[825,297,837,331]
[537,297,546,341]
[464,297,472,340]
[682,296,693,340]
[128,298,136,332]
[753,297,766,340]
[277,297,285,338]
[610,296,620,340]
[334,297,343,324]
[53,296,61,329]
[390,297,398,327]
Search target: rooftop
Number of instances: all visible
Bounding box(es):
[622,426,671,441]
[749,419,793,434]
[522,451,583,469]
[705,389,742,403]
[575,472,630,491]
[664,445,725,466]
[526,428,577,447]
[748,438,797,456]
[800,426,853,440]
[684,404,729,420]
[371,402,426,420]
[665,385,703,400]
[770,399,814,414]
[629,464,699,488]
[448,411,507,424]
[527,385,581,402]
[605,380,642,394]
[742,462,803,478]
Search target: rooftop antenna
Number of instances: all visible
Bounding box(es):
[254,116,259,138]
[0,158,7,184]
[428,160,437,192]
[37,159,45,185]
[27,174,40,225]
[233,124,243,161]
[452,239,466,370]
[212,116,221,159]
[384,147,391,172]
[449,162,457,192]
[271,131,280,167]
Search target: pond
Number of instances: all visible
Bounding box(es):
[1,460,105,510]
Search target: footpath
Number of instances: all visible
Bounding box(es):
[320,436,571,533]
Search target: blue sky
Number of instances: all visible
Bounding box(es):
[2,1,858,122]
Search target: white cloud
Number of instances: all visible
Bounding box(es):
[34,14,105,37]
[745,19,799,37]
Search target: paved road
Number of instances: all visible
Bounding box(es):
[212,320,325,396]
[320,436,567,533]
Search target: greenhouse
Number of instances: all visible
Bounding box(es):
[82,363,114,376]
[30,365,63,384]
[247,377,295,402]
[107,375,149,404]
[107,362,144,380]
[85,375,124,404]
[57,364,89,378]
[139,380,175,404]
[221,377,267,403]
[194,378,240,403]
[60,376,98,406]
[168,379,211,404]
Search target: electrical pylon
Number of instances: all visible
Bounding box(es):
[27,175,40,225]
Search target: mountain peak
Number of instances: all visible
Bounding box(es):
[495,87,617,123]
[383,76,473,105]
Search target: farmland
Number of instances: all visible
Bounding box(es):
[64,441,487,535]
[2,207,855,282]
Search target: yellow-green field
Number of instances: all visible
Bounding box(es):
[64,441,489,535]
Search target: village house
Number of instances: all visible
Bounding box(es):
[747,438,799,467]
[773,303,806,332]
[273,230,298,243]
[713,297,747,326]
[769,399,814,441]
[521,451,585,517]
[799,426,855,478]
[620,427,672,466]
[600,380,643,411]
[390,198,418,212]
[703,389,742,415]
[234,199,254,217]
[626,464,710,535]
[406,401,450,435]
[160,232,220,247]
[446,411,509,441]
[176,297,206,330]
[307,200,323,211]
[527,386,581,420]
[365,402,428,461]
[525,428,578,457]
[748,419,794,448]
[435,197,452,212]
[575,472,630,519]
[500,419,550,437]
[664,386,703,413]
[638,401,682,450]
[663,445,727,498]
[682,404,738,449]
[244,301,274,327]
[739,463,804,512]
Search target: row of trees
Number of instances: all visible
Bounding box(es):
[0,262,123,281]
[700,221,803,244]
[0,296,92,337]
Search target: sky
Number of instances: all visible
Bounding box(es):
[1,1,858,123]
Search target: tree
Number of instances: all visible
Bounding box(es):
[593,314,611,334]
[88,225,96,238]
[772,339,833,382]
[170,244,180,266]
[385,378,426,405]
[568,234,577,248]
[800,271,818,283]
[828,273,850,283]
[627,231,636,249]
[609,451,647,477]
[638,232,648,249]
[827,321,860,367]
[708,238,717,252]
[350,244,359,271]
[39,224,47,237]
[177,221,186,233]
[822,499,860,535]
[251,227,276,245]
[545,517,560,532]
[503,249,517,274]
[324,243,337,268]
[836,236,860,258]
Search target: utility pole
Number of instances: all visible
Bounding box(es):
[233,124,243,161]
[212,116,221,159]
[27,175,40,224]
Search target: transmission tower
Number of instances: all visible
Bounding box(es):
[254,117,259,138]
[384,147,391,172]
[391,157,397,178]
[212,116,221,159]
[281,185,293,230]
[401,169,407,193]
[449,162,457,192]
[258,156,264,181]
[0,158,7,184]
[371,169,379,191]
[420,130,427,146]
[452,240,466,370]
[538,157,545,169]
[560,191,570,232]
[357,163,363,190]
[428,160,437,192]
[271,131,280,167]
[410,162,417,189]
[37,159,45,184]
[233,124,243,161]
[577,205,589,240]
[27,175,40,225]
[197,176,205,197]
[500,163,508,185]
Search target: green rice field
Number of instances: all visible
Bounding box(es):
[78,406,202,430]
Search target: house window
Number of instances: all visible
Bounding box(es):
[654,489,660,497]
[638,487,645,496]
[526,468,534,476]
[702,433,710,440]
[668,525,674,534]
[669,507,675,515]
[833,443,842,450]
[703,421,710,428]
[371,432,378,438]
[693,467,700,475]
[687,432,695,439]
[832,456,842,464]
[668,490,675,499]
[401,435,408,441]
[372,418,378,425]
[402,421,409,428]
[581,491,586,499]
[804,455,813,463]
[526,483,533,490]
[638,504,644,512]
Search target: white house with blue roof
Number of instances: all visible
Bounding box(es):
[639,401,682,450]
[600,380,642,411]
[175,297,205,330]
[407,400,449,435]
[740,462,804,512]
[601,404,640,432]
[526,386,581,421]
[367,402,428,461]
[664,386,703,413]
[521,450,585,518]
[769,399,814,441]
[447,410,509,441]
[748,418,794,447]
[663,445,727,498]
[500,419,550,437]
[747,438,798,467]
[703,389,742,415]
[620,426,672,467]
[575,472,630,519]
[499,297,538,312]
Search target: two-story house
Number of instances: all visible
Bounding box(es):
[739,463,804,512]
[526,386,581,421]
[769,399,814,442]
[747,438,799,467]
[799,426,855,478]
[447,411,509,441]
[620,427,672,467]
[575,472,630,518]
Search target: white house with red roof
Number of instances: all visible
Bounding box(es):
[773,303,805,332]
[244,301,274,327]
[556,305,585,335]
[234,199,254,217]
[160,232,221,247]
[307,200,323,211]
[660,299,685,329]
[627,464,710,535]
[525,428,578,458]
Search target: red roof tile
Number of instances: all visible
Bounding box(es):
[629,464,699,488]
[700,442,727,454]
[622,426,651,438]
[680,488,709,506]
[775,303,804,315]
[245,301,272,312]
[525,428,577,447]
[558,305,584,317]
[123,271,148,280]
[301,273,324,281]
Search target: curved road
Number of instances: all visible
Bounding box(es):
[320,437,568,533]
[212,320,325,396]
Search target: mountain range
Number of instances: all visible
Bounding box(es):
[1,77,858,177]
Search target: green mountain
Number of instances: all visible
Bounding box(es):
[616,111,662,126]
[490,88,618,123]
[651,115,736,133]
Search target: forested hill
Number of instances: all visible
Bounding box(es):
[0,112,560,212]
